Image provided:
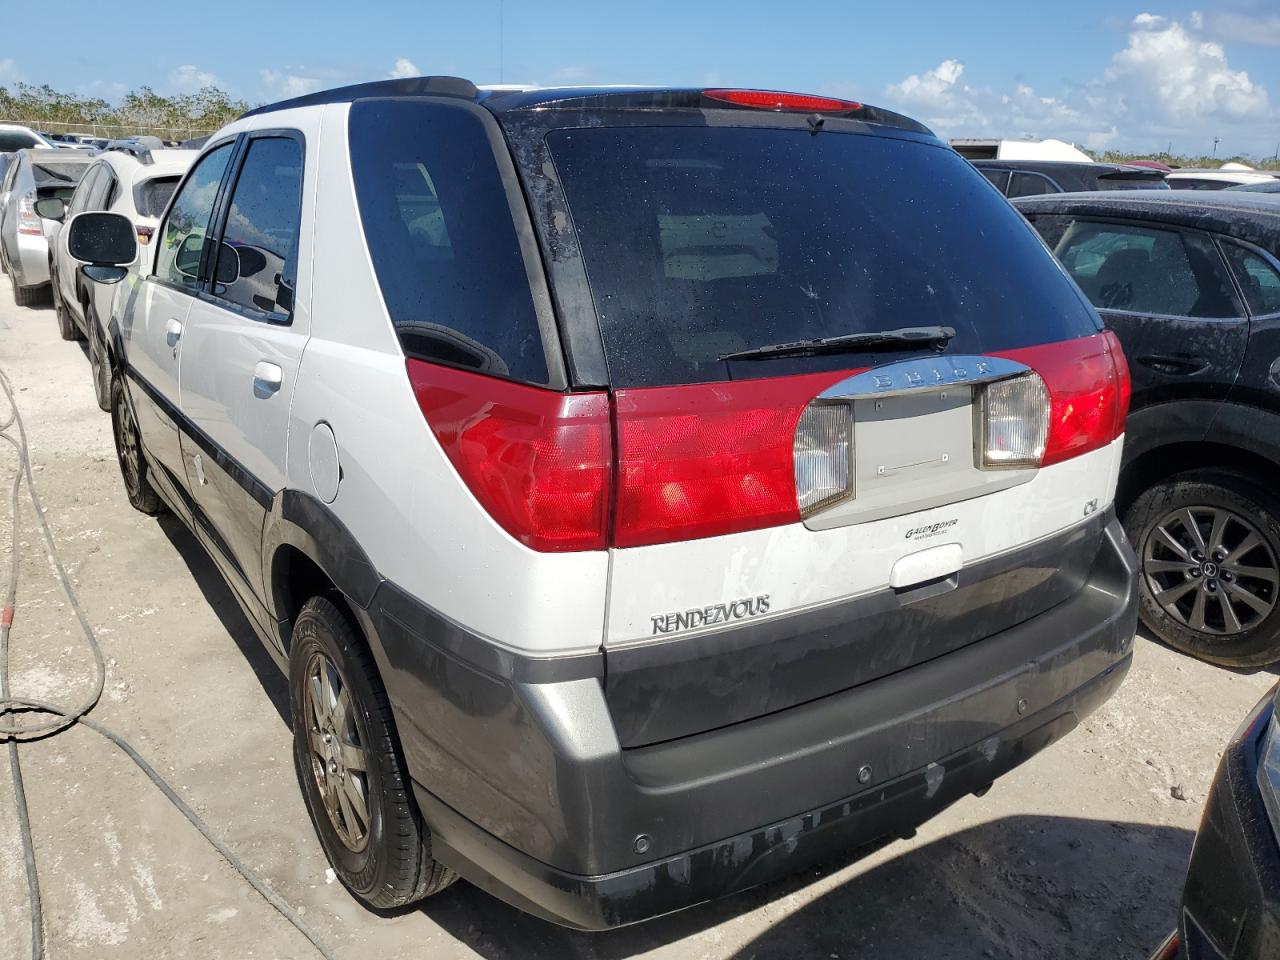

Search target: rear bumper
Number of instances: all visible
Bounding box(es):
[13,232,49,288]
[370,514,1138,927]
[416,658,1128,929]
[1178,689,1280,960]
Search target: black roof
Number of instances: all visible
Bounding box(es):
[239,76,931,135]
[1012,189,1280,251]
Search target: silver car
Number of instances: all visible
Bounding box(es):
[0,148,93,305]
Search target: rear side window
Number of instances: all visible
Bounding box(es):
[65,165,102,218]
[978,168,1010,192]
[134,176,180,219]
[155,142,233,289]
[1007,171,1058,198]
[546,126,1100,387]
[1051,221,1240,318]
[1222,243,1280,316]
[0,132,39,152]
[349,100,547,384]
[212,136,303,318]
[1098,176,1169,191]
[1170,178,1231,191]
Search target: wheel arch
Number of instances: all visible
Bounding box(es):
[1120,401,1280,514]
[262,490,382,654]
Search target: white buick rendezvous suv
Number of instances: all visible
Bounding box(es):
[65,77,1138,927]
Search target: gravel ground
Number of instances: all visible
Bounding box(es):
[0,281,1275,960]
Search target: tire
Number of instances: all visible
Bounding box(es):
[11,272,44,309]
[89,309,112,412]
[109,377,164,516]
[289,596,456,909]
[1124,469,1280,666]
[52,279,81,339]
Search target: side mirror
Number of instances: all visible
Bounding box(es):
[34,197,66,222]
[174,233,204,279]
[214,242,240,285]
[67,211,137,285]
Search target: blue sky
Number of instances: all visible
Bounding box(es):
[3,0,1279,155]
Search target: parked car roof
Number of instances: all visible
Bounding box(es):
[1226,179,1280,194]
[239,76,934,135]
[1012,189,1280,251]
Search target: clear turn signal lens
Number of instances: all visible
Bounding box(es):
[979,373,1049,468]
[794,403,853,516]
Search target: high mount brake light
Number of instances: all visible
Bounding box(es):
[703,89,863,113]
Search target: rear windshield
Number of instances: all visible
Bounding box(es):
[546,126,1101,387]
[32,161,89,185]
[135,176,180,218]
[1099,177,1169,191]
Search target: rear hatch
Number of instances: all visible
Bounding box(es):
[32,158,89,203]
[490,90,1128,746]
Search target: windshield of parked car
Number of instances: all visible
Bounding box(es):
[546,125,1101,387]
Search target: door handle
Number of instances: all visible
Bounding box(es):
[1135,354,1208,376]
[253,361,283,397]
[165,318,183,347]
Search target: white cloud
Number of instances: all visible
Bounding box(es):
[261,69,322,98]
[0,59,18,83]
[881,13,1274,154]
[169,64,221,93]
[388,57,420,80]
[1202,11,1280,48]
[1105,14,1268,121]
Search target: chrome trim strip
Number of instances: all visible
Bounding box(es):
[818,355,1031,401]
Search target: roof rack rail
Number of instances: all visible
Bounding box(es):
[239,75,478,119]
[96,136,165,165]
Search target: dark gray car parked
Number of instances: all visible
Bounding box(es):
[974,159,1169,198]
[1016,190,1280,666]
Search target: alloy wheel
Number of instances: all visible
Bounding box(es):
[113,394,142,492]
[302,652,371,853]
[1142,505,1279,636]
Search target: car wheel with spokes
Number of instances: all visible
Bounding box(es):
[109,376,163,515]
[88,307,112,412]
[289,596,456,909]
[1125,470,1280,666]
[52,276,80,338]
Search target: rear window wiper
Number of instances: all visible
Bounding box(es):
[719,325,956,362]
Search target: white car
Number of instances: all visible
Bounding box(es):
[40,141,196,409]
[0,123,57,153]
[0,148,93,304]
[64,78,1138,927]
[1166,165,1280,191]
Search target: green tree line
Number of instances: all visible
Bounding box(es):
[1097,149,1279,172]
[0,82,253,138]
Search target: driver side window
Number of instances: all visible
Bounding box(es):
[154,142,233,288]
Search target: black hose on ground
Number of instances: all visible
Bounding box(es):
[0,366,337,960]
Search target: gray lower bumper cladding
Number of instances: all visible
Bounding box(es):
[367,515,1139,928]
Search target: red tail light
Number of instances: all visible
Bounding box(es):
[995,332,1129,467]
[411,333,1127,553]
[17,197,42,236]
[407,361,612,552]
[611,373,845,548]
[703,89,863,113]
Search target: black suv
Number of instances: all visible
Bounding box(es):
[1016,191,1280,666]
[975,159,1169,198]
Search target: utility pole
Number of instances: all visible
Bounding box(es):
[1212,136,1221,157]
